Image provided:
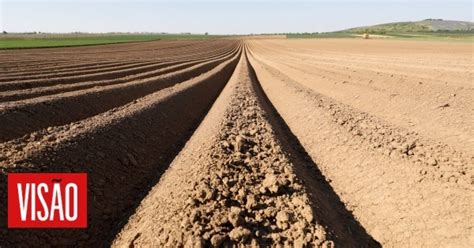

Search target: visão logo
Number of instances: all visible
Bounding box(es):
[8,173,87,228]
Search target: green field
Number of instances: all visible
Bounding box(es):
[379,32,474,41]
[0,33,221,49]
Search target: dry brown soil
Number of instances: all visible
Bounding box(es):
[0,38,472,247]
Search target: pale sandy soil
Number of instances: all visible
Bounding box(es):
[248,39,474,155]
[247,39,473,247]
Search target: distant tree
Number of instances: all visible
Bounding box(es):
[205,32,208,35]
[2,31,7,34]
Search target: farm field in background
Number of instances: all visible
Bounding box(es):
[286,19,474,41]
[286,31,474,42]
[0,33,221,49]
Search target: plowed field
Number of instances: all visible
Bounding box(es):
[0,38,472,247]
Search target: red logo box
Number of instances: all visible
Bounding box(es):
[8,173,87,228]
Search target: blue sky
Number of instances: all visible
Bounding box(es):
[1,0,472,34]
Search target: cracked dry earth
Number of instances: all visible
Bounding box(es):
[113,53,334,247]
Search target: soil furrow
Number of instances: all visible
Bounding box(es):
[253,39,473,70]
[1,37,470,247]
[0,47,240,246]
[248,42,474,156]
[248,48,472,185]
[0,42,234,80]
[247,48,473,247]
[113,48,340,248]
[0,40,221,76]
[0,61,154,81]
[0,45,238,102]
[0,43,237,91]
[246,52,381,247]
[0,47,241,142]
[253,41,472,75]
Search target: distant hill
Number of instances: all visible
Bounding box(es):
[344,19,474,33]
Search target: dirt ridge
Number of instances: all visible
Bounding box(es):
[113,49,336,248]
[0,45,238,102]
[0,44,241,246]
[0,46,240,142]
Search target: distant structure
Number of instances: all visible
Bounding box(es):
[363,33,370,39]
